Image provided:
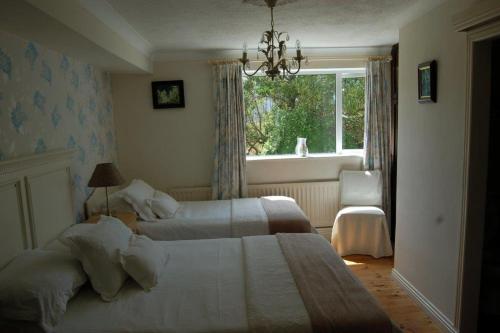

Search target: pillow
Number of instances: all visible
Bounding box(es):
[146,190,180,219]
[60,216,132,301]
[116,179,156,220]
[0,250,87,331]
[59,223,96,240]
[120,235,169,291]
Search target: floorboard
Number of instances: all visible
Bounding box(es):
[343,255,442,333]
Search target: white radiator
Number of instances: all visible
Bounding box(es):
[247,181,338,229]
[169,181,339,238]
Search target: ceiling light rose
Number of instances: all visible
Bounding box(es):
[239,0,305,80]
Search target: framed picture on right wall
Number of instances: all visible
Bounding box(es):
[418,60,437,103]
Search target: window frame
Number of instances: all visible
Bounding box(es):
[335,70,366,154]
[243,67,366,158]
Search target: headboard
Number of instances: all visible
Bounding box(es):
[0,149,75,268]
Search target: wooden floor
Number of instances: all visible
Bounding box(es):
[343,255,441,333]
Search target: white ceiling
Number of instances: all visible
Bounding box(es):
[104,0,446,54]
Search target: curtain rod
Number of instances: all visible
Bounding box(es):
[208,59,240,65]
[207,55,392,65]
[367,55,392,62]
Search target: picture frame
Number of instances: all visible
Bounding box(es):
[151,80,185,109]
[418,60,437,103]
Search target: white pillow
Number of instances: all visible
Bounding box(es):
[60,216,132,301]
[146,190,180,219]
[120,235,169,291]
[59,223,96,240]
[117,179,156,220]
[0,250,87,331]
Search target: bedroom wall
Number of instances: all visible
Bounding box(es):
[0,30,117,222]
[394,0,476,329]
[111,61,215,190]
[111,61,364,190]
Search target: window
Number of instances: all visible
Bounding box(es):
[243,69,365,156]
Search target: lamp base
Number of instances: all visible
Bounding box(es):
[105,186,110,216]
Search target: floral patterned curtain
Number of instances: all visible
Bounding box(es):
[364,60,392,230]
[211,63,248,200]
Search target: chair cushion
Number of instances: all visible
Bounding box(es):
[332,206,392,258]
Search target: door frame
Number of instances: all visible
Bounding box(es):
[454,4,500,332]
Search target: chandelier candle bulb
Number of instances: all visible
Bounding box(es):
[241,42,248,64]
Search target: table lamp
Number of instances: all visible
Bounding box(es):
[88,163,125,215]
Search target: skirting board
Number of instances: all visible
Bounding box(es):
[391,269,457,333]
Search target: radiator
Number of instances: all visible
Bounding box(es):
[169,181,339,236]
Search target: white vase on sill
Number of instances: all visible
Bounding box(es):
[295,137,308,157]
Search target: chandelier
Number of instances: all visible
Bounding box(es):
[239,0,305,80]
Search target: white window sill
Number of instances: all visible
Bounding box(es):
[246,150,364,161]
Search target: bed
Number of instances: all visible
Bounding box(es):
[86,185,313,241]
[1,234,402,333]
[0,150,402,333]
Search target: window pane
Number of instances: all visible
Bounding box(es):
[243,75,336,155]
[342,76,365,150]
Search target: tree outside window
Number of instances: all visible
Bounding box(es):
[243,71,365,156]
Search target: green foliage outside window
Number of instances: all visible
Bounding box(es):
[243,74,365,155]
[342,77,365,149]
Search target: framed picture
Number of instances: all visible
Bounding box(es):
[151,80,185,109]
[418,60,437,103]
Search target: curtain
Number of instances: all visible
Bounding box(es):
[364,60,392,231]
[211,63,248,200]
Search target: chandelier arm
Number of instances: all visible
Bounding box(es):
[242,62,267,77]
[285,59,302,75]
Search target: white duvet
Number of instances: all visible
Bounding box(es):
[55,236,310,333]
[138,198,270,241]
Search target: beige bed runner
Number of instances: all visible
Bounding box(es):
[260,196,311,234]
[276,233,395,333]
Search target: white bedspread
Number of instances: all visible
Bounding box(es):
[243,236,312,333]
[52,236,312,333]
[138,199,270,240]
[175,200,231,220]
[231,198,269,237]
[56,239,247,333]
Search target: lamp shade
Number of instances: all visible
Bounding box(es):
[88,163,124,187]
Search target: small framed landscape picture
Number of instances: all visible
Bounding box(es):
[152,80,185,109]
[417,60,437,103]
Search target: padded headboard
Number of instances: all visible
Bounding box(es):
[0,149,75,268]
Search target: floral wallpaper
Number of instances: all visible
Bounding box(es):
[0,31,117,223]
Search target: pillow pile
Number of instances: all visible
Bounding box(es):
[0,215,171,331]
[146,190,180,219]
[116,179,157,220]
[60,216,132,301]
[116,179,180,221]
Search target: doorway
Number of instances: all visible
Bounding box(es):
[459,32,500,333]
[477,37,500,331]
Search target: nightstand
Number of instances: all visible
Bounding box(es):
[85,211,139,233]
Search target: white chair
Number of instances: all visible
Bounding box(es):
[331,170,393,258]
